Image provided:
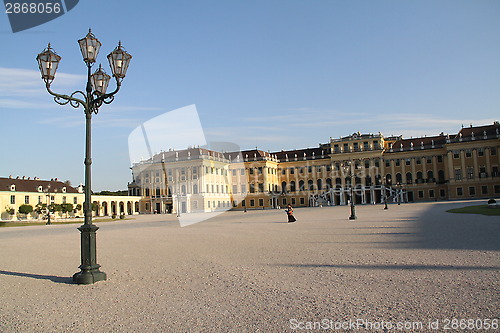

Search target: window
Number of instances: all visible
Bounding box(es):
[427,157,432,164]
[62,196,66,204]
[74,197,78,204]
[208,201,211,208]
[241,185,246,193]
[453,151,460,158]
[300,198,305,205]
[241,169,245,175]
[241,200,246,207]
[250,184,255,193]
[10,195,15,204]
[491,147,497,156]
[290,168,295,175]
[469,187,476,196]
[343,143,348,152]
[454,169,462,180]
[418,191,424,198]
[232,169,236,176]
[492,166,499,177]
[334,144,339,152]
[416,158,421,165]
[429,190,435,198]
[258,183,264,192]
[395,159,400,167]
[259,199,264,206]
[282,169,286,175]
[457,187,463,196]
[495,185,500,194]
[282,198,287,205]
[481,186,488,195]
[232,185,237,194]
[250,199,255,207]
[291,198,296,205]
[466,167,474,180]
[258,167,263,174]
[405,159,411,166]
[465,150,472,158]
[38,196,42,204]
[25,196,29,204]
[478,148,484,157]
[307,166,312,173]
[363,142,369,150]
[365,160,370,168]
[385,160,390,167]
[439,189,445,198]
[374,159,380,168]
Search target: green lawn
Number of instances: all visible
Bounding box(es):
[0,217,133,227]
[447,204,500,216]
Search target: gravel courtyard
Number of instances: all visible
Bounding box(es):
[0,201,498,332]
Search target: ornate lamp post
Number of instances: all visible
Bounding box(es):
[342,161,357,220]
[36,29,132,284]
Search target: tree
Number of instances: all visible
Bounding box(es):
[18,204,34,215]
[61,203,74,218]
[35,203,47,214]
[49,203,62,214]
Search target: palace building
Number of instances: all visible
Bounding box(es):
[129,122,500,214]
[0,176,141,220]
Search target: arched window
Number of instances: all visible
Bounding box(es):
[290,181,296,192]
[396,173,402,184]
[317,179,323,191]
[355,176,362,185]
[365,176,372,186]
[326,178,332,189]
[385,174,392,185]
[299,180,305,191]
[427,170,434,181]
[193,184,198,194]
[281,181,287,193]
[335,177,341,185]
[345,176,351,185]
[308,180,314,191]
[375,175,381,185]
[406,172,413,184]
[181,185,186,195]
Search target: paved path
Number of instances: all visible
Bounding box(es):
[0,201,498,332]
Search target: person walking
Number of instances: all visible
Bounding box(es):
[285,204,296,223]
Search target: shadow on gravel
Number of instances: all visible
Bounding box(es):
[0,270,73,284]
[398,202,500,251]
[277,264,500,271]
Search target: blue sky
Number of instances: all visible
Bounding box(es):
[1,0,499,191]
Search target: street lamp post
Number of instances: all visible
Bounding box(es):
[44,184,52,224]
[37,29,132,284]
[396,182,402,205]
[383,179,388,210]
[342,161,357,220]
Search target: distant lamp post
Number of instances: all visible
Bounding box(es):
[396,182,402,205]
[36,29,132,285]
[44,184,52,224]
[342,161,357,220]
[383,178,388,210]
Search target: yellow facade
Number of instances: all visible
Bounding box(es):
[130,122,500,212]
[0,177,141,220]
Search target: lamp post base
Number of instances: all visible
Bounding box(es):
[349,205,357,220]
[73,267,107,284]
[73,223,106,284]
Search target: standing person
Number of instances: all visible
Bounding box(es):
[285,204,296,223]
